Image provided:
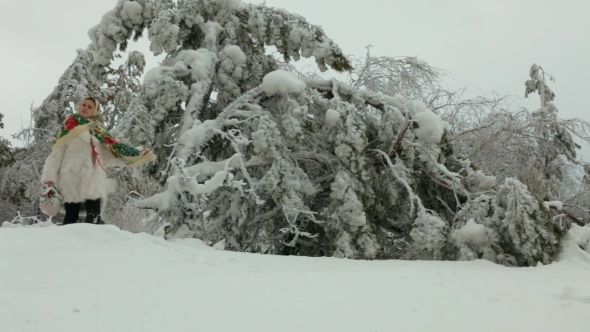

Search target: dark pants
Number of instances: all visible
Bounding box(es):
[63,199,101,225]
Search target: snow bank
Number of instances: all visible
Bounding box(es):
[1,220,54,228]
[262,70,307,95]
[558,224,590,263]
[2,225,590,332]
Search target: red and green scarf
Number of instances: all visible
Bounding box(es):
[52,114,156,169]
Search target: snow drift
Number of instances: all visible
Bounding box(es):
[1,224,590,332]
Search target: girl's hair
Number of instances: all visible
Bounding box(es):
[83,97,97,104]
[83,97,99,111]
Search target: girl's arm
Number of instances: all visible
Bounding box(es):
[40,145,66,184]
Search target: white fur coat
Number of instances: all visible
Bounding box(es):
[41,130,125,207]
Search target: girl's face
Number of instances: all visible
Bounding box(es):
[79,99,96,118]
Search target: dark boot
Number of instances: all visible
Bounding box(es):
[63,203,81,225]
[84,199,102,224]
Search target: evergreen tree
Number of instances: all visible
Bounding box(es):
[521,64,581,200]
[0,112,14,168]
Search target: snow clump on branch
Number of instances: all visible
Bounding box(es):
[262,70,307,95]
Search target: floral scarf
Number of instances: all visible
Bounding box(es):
[52,113,156,169]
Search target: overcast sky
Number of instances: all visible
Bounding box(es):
[1,0,589,159]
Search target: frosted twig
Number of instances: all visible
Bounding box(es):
[243,206,282,228]
[280,207,319,247]
[451,182,461,212]
[373,149,417,216]
[455,121,495,137]
[552,213,567,228]
[128,190,143,198]
[163,143,179,177]
[404,139,467,193]
[436,196,456,220]
[283,205,321,224]
[224,114,261,126]
[393,110,413,153]
[216,87,265,126]
[32,161,41,178]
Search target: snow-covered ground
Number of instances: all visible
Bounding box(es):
[1,223,590,332]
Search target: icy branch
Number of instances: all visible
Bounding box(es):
[374,149,417,216]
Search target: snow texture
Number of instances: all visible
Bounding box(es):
[143,66,174,84]
[325,109,340,127]
[177,119,219,161]
[262,70,307,95]
[216,0,242,9]
[202,21,223,46]
[222,45,247,66]
[148,7,181,55]
[464,170,496,192]
[456,219,488,246]
[409,211,447,258]
[559,224,590,263]
[122,1,144,25]
[543,201,564,211]
[174,49,214,81]
[1,224,590,332]
[413,108,445,144]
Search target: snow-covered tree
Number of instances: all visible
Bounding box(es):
[0,45,146,221]
[17,0,587,266]
[334,53,590,220]
[0,112,18,220]
[449,64,590,225]
[450,177,564,266]
[287,51,587,263]
[522,64,582,198]
[76,0,570,266]
[0,112,14,168]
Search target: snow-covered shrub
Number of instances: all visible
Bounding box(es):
[106,198,161,234]
[495,178,564,265]
[123,64,482,260]
[558,224,590,263]
[1,212,49,227]
[451,178,564,266]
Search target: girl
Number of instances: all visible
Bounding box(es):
[41,97,156,225]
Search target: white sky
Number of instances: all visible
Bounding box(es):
[1,0,589,159]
